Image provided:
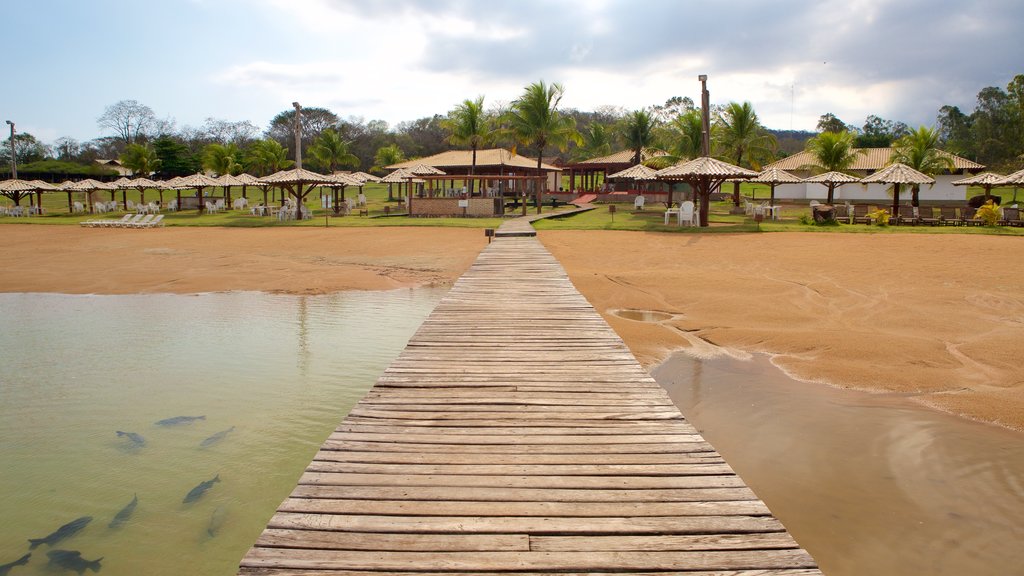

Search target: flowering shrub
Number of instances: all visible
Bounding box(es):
[975,201,1000,226]
[866,208,890,226]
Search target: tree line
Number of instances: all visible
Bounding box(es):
[3,74,1021,181]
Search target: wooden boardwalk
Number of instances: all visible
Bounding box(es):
[238,226,821,575]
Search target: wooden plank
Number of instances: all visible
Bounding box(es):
[288,485,763,503]
[299,472,748,490]
[310,451,722,465]
[302,462,738,477]
[255,529,527,552]
[241,548,817,571]
[275,498,772,517]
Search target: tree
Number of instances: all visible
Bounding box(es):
[202,143,243,176]
[503,80,582,209]
[620,110,658,166]
[120,143,161,177]
[309,129,360,173]
[373,144,405,200]
[441,97,493,193]
[802,130,864,203]
[395,115,448,159]
[715,101,777,206]
[266,107,339,160]
[201,117,260,146]
[574,123,613,161]
[53,137,81,161]
[816,113,849,133]
[244,139,294,176]
[152,136,200,178]
[0,133,50,166]
[97,100,157,145]
[651,96,694,122]
[855,115,910,148]
[936,105,974,157]
[890,126,955,207]
[648,109,703,169]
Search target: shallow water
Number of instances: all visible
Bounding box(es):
[0,289,444,576]
[652,352,1024,576]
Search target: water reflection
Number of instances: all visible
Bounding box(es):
[0,289,444,576]
[652,352,1024,576]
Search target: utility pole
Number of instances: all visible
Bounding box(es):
[5,120,16,178]
[292,101,302,169]
[698,75,710,157]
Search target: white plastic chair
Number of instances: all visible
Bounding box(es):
[634,196,645,210]
[357,193,367,207]
[679,201,696,226]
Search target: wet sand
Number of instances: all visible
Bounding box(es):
[540,230,1024,431]
[0,225,485,294]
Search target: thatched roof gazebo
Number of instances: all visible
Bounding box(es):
[953,171,1006,201]
[860,163,935,218]
[69,179,117,213]
[349,171,382,183]
[381,168,425,202]
[999,168,1024,187]
[803,171,860,204]
[0,179,40,208]
[747,167,803,206]
[258,168,336,209]
[174,173,222,213]
[607,164,658,180]
[655,157,758,227]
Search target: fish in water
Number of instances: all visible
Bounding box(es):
[28,516,92,549]
[155,415,205,426]
[207,505,228,537]
[183,475,220,504]
[0,553,30,576]
[108,494,138,529]
[115,431,145,446]
[199,426,235,448]
[45,550,102,575]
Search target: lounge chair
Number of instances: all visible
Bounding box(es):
[962,206,984,226]
[128,214,155,228]
[115,214,145,228]
[140,214,164,228]
[918,206,940,226]
[851,204,872,224]
[939,206,960,226]
[833,204,850,223]
[896,205,918,226]
[999,207,1022,226]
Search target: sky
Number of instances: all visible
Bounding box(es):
[5,0,1023,145]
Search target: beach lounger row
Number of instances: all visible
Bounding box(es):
[80,214,164,228]
[833,204,1023,226]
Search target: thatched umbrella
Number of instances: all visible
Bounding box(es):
[0,179,38,209]
[803,171,860,204]
[234,173,260,200]
[129,177,162,209]
[655,157,758,227]
[381,168,425,201]
[998,168,1024,203]
[258,168,336,216]
[324,172,363,214]
[111,177,133,203]
[860,163,935,219]
[350,171,382,183]
[607,164,658,194]
[27,180,56,213]
[214,174,244,207]
[174,173,221,213]
[748,167,803,206]
[69,179,117,213]
[953,171,1005,202]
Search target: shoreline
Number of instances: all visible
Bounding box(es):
[542,230,1024,432]
[2,224,1022,431]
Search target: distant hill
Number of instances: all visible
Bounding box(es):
[766,128,816,157]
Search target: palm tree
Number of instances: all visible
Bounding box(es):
[620,110,658,166]
[244,139,293,177]
[373,144,406,201]
[120,143,161,177]
[441,97,493,194]
[202,143,242,176]
[503,80,582,210]
[803,130,864,203]
[309,129,360,173]
[715,101,776,207]
[890,126,955,207]
[573,122,613,161]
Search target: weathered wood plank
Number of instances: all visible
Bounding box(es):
[276,498,772,517]
[287,485,763,503]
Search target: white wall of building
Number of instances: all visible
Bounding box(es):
[770,175,967,203]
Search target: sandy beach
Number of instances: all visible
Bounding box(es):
[0,225,486,294]
[1,224,1022,430]
[542,230,1024,431]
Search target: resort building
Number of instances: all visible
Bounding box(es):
[764,148,984,202]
